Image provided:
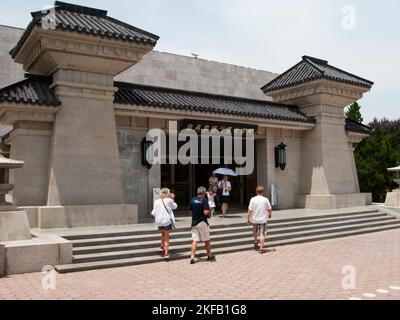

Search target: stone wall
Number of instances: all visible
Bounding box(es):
[7,121,52,206]
[0,26,24,137]
[265,128,302,209]
[0,25,277,102]
[117,51,277,101]
[0,26,24,88]
[116,116,163,221]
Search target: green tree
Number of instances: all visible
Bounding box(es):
[355,119,400,202]
[346,102,364,123]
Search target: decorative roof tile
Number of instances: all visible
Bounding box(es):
[114,82,315,124]
[262,56,374,93]
[0,75,60,107]
[10,1,159,59]
[345,118,372,135]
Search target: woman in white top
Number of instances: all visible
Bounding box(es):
[151,188,178,260]
[206,185,217,217]
[218,175,232,218]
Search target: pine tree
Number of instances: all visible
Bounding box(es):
[346,102,364,123]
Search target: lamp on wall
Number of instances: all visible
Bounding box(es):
[275,142,287,171]
[142,138,154,169]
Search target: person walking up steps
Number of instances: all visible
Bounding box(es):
[151,188,177,260]
[189,187,216,264]
[246,186,272,254]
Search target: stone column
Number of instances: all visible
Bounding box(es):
[47,70,124,206]
[267,80,371,209]
[5,121,53,206]
[7,25,156,226]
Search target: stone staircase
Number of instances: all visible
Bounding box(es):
[55,208,400,273]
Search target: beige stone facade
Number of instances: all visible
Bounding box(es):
[0,2,373,231]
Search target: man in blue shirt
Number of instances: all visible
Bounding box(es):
[189,186,216,264]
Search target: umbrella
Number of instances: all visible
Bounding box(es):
[213,168,238,177]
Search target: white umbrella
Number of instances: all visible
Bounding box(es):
[213,168,238,177]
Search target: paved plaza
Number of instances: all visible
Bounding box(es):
[0,228,399,300]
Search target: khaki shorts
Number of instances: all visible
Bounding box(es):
[191,221,210,242]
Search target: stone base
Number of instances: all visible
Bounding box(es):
[1,233,72,275]
[385,190,400,208]
[296,193,372,209]
[21,204,138,229]
[0,210,32,242]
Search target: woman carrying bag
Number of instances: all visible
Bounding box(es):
[151,188,178,260]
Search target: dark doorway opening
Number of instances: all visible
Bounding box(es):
[161,163,256,213]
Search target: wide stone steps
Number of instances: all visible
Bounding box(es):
[69,210,384,247]
[62,209,380,241]
[71,214,393,255]
[55,209,400,273]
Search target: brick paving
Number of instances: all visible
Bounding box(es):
[0,229,399,300]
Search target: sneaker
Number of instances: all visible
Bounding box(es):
[190,258,197,264]
[259,249,266,254]
[207,255,216,262]
[254,243,259,250]
[164,254,170,260]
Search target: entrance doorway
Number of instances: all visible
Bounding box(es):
[161,163,256,212]
[159,119,258,212]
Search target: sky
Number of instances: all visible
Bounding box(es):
[0,0,399,123]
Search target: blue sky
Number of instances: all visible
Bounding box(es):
[1,0,399,123]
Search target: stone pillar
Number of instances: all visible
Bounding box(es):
[47,70,124,206]
[267,80,371,209]
[7,21,156,226]
[5,121,53,206]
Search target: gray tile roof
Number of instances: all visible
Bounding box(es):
[262,56,374,93]
[0,75,60,107]
[10,1,159,59]
[345,119,372,135]
[114,82,315,123]
[1,76,369,135]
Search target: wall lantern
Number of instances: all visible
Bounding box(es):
[275,142,287,171]
[141,138,154,169]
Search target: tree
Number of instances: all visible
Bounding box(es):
[346,102,364,123]
[354,118,400,202]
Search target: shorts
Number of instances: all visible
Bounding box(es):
[253,223,268,237]
[221,196,230,204]
[158,224,173,231]
[191,221,210,242]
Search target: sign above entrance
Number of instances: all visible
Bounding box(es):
[178,119,258,135]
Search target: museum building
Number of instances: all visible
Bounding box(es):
[0,1,374,231]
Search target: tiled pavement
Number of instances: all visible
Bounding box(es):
[0,229,399,300]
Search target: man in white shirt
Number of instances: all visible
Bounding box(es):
[247,186,272,254]
[218,175,232,218]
